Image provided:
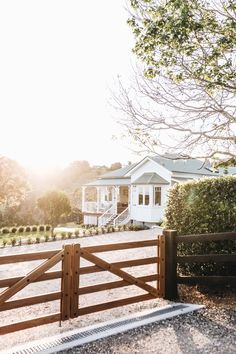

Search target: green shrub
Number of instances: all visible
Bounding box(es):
[165,176,236,276]
[45,235,50,242]
[2,238,7,247]
[36,236,41,243]
[11,227,17,233]
[67,232,72,239]
[25,226,31,232]
[61,232,66,240]
[2,228,10,234]
[39,225,45,232]
[74,230,79,238]
[132,224,145,231]
[18,226,24,233]
[52,233,57,241]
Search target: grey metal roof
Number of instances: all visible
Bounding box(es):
[100,163,137,179]
[172,176,194,182]
[132,173,169,185]
[218,167,236,175]
[86,178,130,187]
[150,155,218,176]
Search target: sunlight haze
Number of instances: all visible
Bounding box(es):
[0,0,138,171]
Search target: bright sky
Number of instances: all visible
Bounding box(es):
[0,0,140,172]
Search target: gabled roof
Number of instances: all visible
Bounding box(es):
[132,173,169,185]
[150,155,218,176]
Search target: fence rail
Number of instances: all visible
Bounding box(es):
[0,236,165,335]
[163,230,236,299]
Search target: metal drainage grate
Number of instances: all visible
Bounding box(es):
[4,303,204,354]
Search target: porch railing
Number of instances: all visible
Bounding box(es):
[98,204,116,226]
[83,201,113,213]
[113,206,130,226]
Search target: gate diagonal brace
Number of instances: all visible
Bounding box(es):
[0,250,64,305]
[80,249,158,297]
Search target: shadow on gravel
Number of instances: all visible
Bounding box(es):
[61,309,236,354]
[173,310,236,354]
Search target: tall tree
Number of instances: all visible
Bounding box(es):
[37,190,71,235]
[115,0,236,164]
[0,156,28,207]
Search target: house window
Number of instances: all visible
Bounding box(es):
[144,186,149,205]
[138,188,143,205]
[138,186,150,206]
[154,186,161,206]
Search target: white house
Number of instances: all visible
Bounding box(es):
[81,155,221,226]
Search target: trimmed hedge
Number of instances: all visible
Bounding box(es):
[165,176,236,276]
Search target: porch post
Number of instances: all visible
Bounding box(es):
[113,186,119,214]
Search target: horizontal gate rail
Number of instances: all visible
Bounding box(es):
[83,239,157,253]
[80,256,158,275]
[78,294,154,316]
[0,291,61,312]
[0,270,62,288]
[79,274,159,295]
[0,313,61,336]
[0,249,61,264]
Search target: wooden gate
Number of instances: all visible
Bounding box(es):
[0,235,165,335]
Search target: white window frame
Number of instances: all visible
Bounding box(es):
[138,186,150,206]
[153,186,162,206]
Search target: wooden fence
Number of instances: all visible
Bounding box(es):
[0,235,165,335]
[163,230,236,299]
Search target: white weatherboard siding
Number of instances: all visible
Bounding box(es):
[84,215,98,225]
[130,160,171,223]
[130,184,170,223]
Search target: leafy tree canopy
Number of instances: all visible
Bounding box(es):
[37,190,71,232]
[128,0,236,90]
[114,0,236,165]
[0,156,29,207]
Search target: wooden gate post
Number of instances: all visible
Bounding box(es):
[61,244,72,321]
[163,230,178,300]
[70,244,80,318]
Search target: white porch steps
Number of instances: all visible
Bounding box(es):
[98,207,130,227]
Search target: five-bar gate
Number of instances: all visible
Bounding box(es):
[0,235,165,335]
